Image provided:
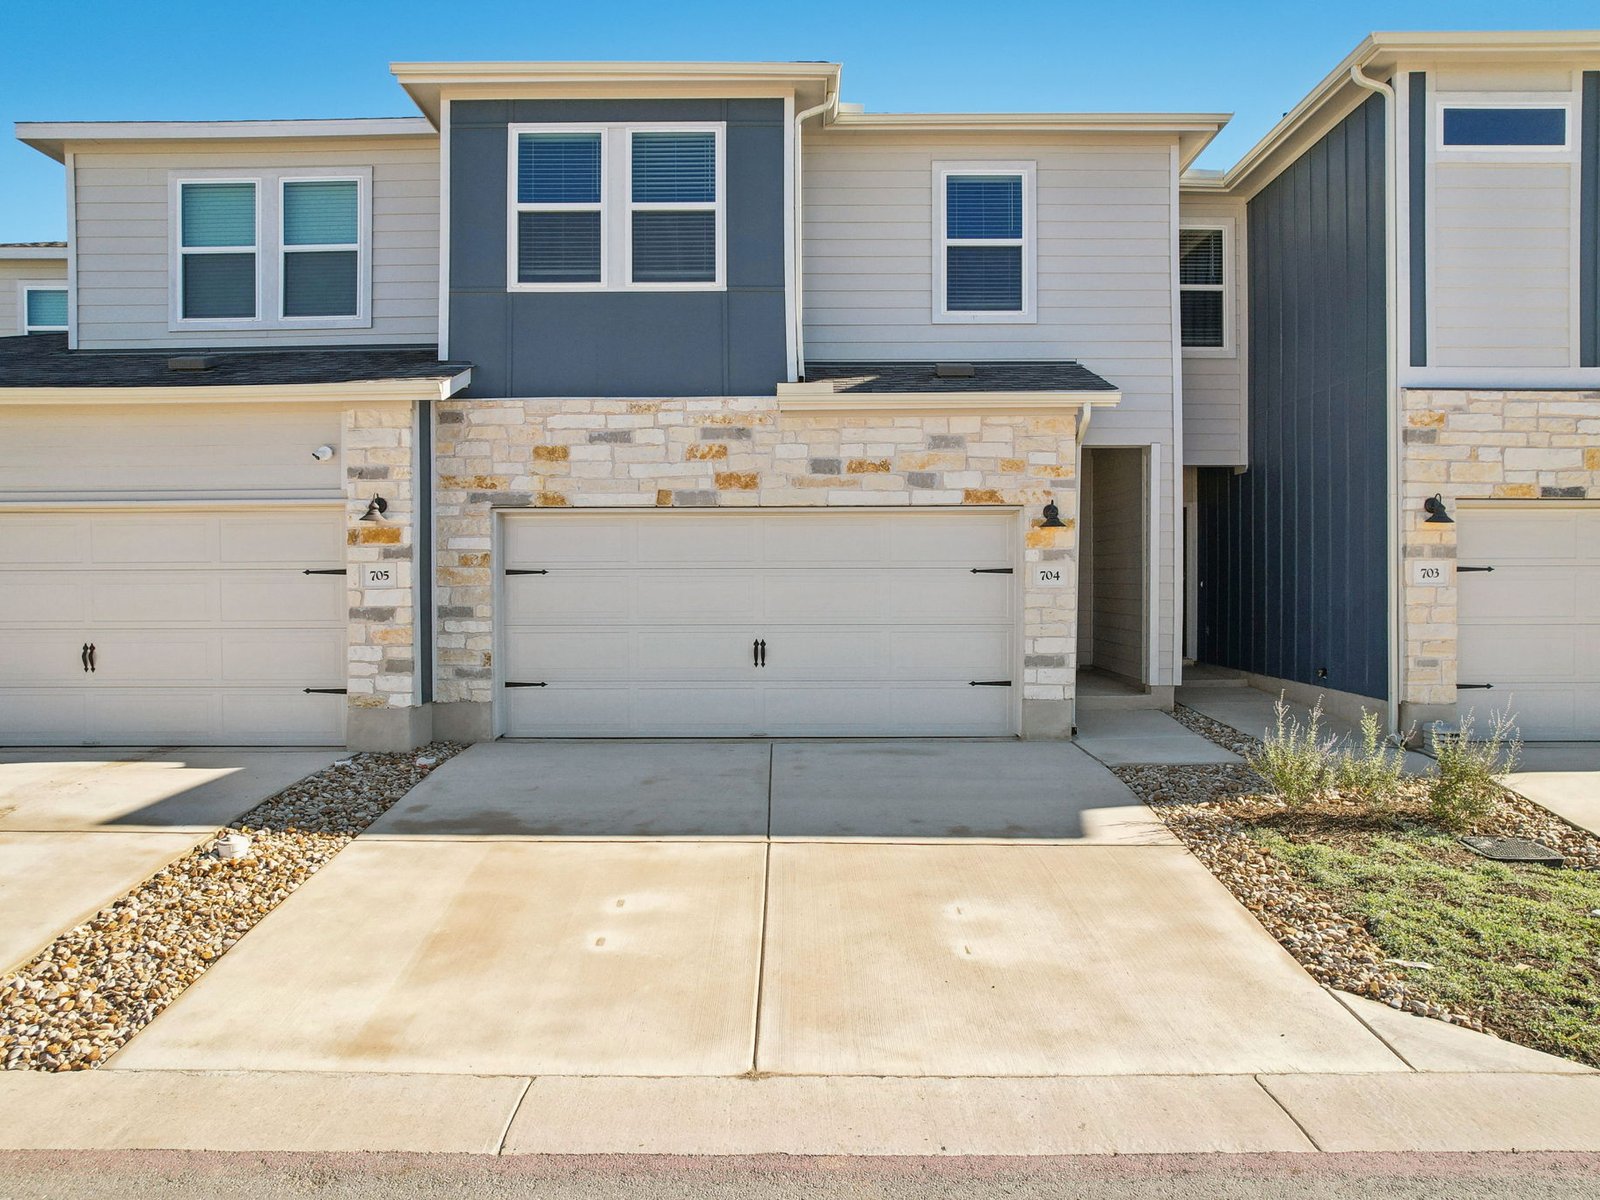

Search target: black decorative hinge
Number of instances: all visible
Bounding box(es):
[969,679,1013,687]
[506,569,549,576]
[1458,566,1495,573]
[970,567,1014,574]
[303,687,348,694]
[1457,683,1495,690]
[303,568,347,575]
[505,681,548,688]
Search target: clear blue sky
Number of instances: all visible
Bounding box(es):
[2,0,1595,239]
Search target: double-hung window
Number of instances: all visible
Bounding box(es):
[933,162,1035,322]
[179,181,258,320]
[171,169,369,330]
[21,285,68,334]
[281,179,361,318]
[1178,224,1230,353]
[508,123,724,291]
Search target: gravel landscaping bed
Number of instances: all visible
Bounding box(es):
[1116,706,1600,1057]
[0,744,463,1072]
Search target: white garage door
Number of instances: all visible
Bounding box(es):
[500,511,1018,737]
[1457,506,1600,740]
[0,509,347,746]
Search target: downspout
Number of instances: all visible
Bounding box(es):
[792,90,837,378]
[1348,63,1403,740]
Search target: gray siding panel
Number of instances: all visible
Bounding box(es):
[449,98,787,398]
[1409,72,1428,367]
[1198,93,1389,701]
[1583,71,1599,368]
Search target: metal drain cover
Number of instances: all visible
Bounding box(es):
[1459,836,1564,868]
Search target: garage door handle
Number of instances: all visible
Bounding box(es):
[303,687,348,695]
[505,681,547,688]
[302,568,347,575]
[506,569,548,576]
[1457,683,1494,690]
[759,639,766,667]
[753,639,760,667]
[1458,566,1495,573]
[970,567,1014,574]
[969,679,1012,687]
[81,643,90,673]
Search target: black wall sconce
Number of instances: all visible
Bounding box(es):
[360,496,389,522]
[1423,493,1453,524]
[1040,495,1066,528]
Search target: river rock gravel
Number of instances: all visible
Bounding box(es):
[0,743,463,1073]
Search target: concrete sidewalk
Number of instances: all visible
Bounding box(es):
[3,1065,1600,1155]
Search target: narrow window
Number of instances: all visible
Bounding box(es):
[22,286,67,333]
[1179,227,1226,350]
[179,182,257,319]
[515,132,603,284]
[282,179,360,318]
[1441,106,1567,148]
[943,173,1025,313]
[629,130,719,284]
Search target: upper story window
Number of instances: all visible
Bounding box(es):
[932,161,1035,323]
[1179,223,1230,354]
[1439,104,1569,150]
[21,285,68,334]
[509,123,725,291]
[170,169,370,330]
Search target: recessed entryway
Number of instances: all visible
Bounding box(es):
[497,510,1020,738]
[1077,447,1154,705]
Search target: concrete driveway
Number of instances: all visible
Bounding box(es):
[0,748,342,972]
[110,739,1410,1078]
[1505,743,1600,837]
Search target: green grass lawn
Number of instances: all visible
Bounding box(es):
[1256,827,1600,1067]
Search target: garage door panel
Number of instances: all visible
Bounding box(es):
[506,628,755,681]
[0,516,90,566]
[883,513,1014,565]
[0,690,87,741]
[221,513,345,564]
[221,691,343,744]
[222,629,345,684]
[90,576,217,625]
[91,630,220,684]
[760,517,889,565]
[220,574,346,623]
[0,633,95,684]
[501,518,631,566]
[0,577,89,625]
[636,516,762,564]
[91,517,216,564]
[85,689,219,742]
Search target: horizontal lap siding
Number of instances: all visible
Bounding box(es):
[1199,94,1389,701]
[1431,162,1573,367]
[1178,193,1247,466]
[0,259,67,335]
[801,131,1180,684]
[72,139,439,348]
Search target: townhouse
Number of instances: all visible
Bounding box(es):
[0,32,1596,749]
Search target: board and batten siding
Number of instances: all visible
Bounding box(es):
[1406,64,1591,374]
[69,137,439,349]
[800,130,1181,685]
[1177,193,1248,466]
[1,258,67,335]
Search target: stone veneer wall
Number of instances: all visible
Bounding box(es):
[341,402,421,742]
[1400,388,1600,721]
[432,396,1082,736]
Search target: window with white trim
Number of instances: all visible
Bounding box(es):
[932,161,1034,322]
[21,285,68,333]
[170,169,370,330]
[1439,104,1569,150]
[179,181,258,320]
[508,123,725,291]
[1178,225,1228,352]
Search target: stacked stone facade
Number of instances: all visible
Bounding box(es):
[1399,387,1600,720]
[432,395,1084,736]
[341,402,420,726]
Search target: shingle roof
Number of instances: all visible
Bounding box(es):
[803,360,1118,393]
[0,333,470,390]
[0,241,67,248]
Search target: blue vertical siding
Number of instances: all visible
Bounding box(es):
[1197,93,1390,701]
[1582,71,1599,368]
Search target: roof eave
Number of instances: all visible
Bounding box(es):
[0,369,473,406]
[776,380,1122,413]
[16,118,437,163]
[0,246,68,261]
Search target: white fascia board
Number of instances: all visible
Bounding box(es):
[776,383,1122,414]
[0,369,472,407]
[17,118,436,162]
[0,247,68,261]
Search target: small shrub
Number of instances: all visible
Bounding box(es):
[1246,694,1338,805]
[1333,709,1408,814]
[1427,709,1521,831]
